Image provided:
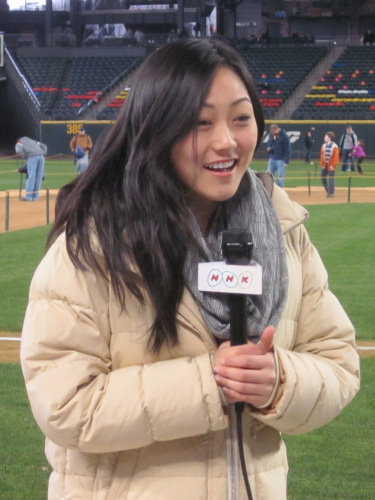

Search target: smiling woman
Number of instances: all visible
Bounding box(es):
[171,66,258,233]
[20,39,359,500]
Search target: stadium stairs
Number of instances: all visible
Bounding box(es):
[79,74,134,120]
[272,45,345,120]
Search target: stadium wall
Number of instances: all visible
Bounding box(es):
[41,120,375,158]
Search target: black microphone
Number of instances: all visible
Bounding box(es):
[222,229,253,347]
[221,229,253,413]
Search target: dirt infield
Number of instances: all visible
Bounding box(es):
[1,186,374,234]
[0,189,58,233]
[285,186,375,205]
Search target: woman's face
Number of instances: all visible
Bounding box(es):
[170,66,258,217]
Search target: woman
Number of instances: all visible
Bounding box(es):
[21,39,359,500]
[351,138,366,175]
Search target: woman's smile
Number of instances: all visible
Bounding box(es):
[203,159,238,174]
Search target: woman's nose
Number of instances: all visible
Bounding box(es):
[212,123,237,151]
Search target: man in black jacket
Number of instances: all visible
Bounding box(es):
[266,124,291,187]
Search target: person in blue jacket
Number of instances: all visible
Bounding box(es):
[266,123,291,187]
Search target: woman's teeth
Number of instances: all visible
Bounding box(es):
[204,160,235,171]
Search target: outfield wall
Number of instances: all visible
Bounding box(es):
[41,120,375,159]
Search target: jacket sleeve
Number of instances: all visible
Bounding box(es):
[69,136,76,151]
[38,142,48,155]
[15,142,26,159]
[331,145,340,168]
[319,145,324,166]
[20,237,226,454]
[251,224,360,434]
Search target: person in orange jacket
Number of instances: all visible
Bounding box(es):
[69,127,93,174]
[320,131,340,198]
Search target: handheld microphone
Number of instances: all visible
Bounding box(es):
[221,229,253,348]
[198,228,262,406]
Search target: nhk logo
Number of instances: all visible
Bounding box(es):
[208,269,254,290]
[198,261,262,295]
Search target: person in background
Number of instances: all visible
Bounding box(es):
[350,138,366,175]
[363,29,375,46]
[304,130,314,164]
[266,123,291,187]
[21,39,359,500]
[167,28,179,42]
[15,136,47,201]
[134,28,145,46]
[193,22,201,37]
[339,125,357,172]
[320,131,339,198]
[69,127,93,174]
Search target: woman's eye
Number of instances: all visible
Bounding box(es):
[197,119,211,127]
[236,115,251,123]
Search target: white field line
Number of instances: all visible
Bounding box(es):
[0,337,375,350]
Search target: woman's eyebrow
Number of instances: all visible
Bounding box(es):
[202,97,252,109]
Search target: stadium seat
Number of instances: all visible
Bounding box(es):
[292,46,375,119]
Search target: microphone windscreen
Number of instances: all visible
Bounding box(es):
[221,229,253,265]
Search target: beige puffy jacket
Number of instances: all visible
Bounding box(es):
[21,182,360,500]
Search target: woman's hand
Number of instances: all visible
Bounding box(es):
[212,326,276,407]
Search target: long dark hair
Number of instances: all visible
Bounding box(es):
[49,38,264,352]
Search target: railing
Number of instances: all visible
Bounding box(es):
[77,61,139,117]
[4,46,41,112]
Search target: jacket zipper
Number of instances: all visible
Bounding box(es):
[227,405,240,500]
[283,212,309,236]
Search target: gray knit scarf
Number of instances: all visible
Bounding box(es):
[184,169,288,343]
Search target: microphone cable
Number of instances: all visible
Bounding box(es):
[229,294,254,500]
[235,403,253,500]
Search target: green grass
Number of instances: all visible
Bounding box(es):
[305,204,375,342]
[0,227,50,331]
[0,359,372,499]
[0,157,76,192]
[284,358,375,500]
[0,363,48,500]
